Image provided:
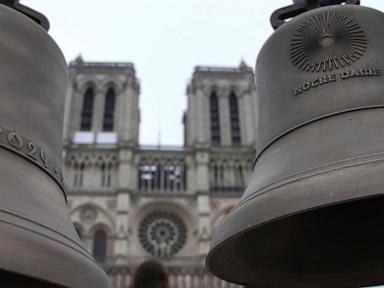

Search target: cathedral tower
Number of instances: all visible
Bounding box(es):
[185,61,257,148]
[63,59,256,288]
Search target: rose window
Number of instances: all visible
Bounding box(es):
[139,211,187,258]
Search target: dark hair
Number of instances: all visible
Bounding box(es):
[132,260,169,288]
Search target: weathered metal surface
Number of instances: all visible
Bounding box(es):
[0,4,110,287]
[208,3,384,288]
[271,0,360,30]
[0,0,49,30]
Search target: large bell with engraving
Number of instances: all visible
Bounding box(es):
[207,1,384,287]
[0,2,110,287]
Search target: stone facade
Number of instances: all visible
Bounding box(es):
[63,57,257,288]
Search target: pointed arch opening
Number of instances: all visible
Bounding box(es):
[229,92,241,145]
[79,163,85,187]
[101,163,106,187]
[73,163,79,187]
[210,91,221,145]
[80,87,94,131]
[107,163,112,187]
[92,229,107,263]
[103,87,116,131]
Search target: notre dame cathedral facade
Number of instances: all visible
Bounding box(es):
[62,57,257,288]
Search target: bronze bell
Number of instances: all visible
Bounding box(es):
[207,1,384,287]
[0,2,110,287]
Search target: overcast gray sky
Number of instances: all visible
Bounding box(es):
[22,0,384,146]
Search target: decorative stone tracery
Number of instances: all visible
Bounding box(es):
[209,156,253,193]
[138,211,187,258]
[80,206,98,223]
[138,157,187,193]
[65,152,117,188]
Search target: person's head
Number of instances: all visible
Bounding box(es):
[132,260,169,288]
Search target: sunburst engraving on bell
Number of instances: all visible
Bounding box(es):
[291,12,367,72]
[207,1,384,287]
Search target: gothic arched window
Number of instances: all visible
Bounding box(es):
[229,92,241,144]
[210,91,220,145]
[80,87,94,131]
[101,162,113,188]
[154,159,161,190]
[79,163,85,187]
[107,163,112,187]
[101,163,106,187]
[73,163,79,187]
[92,229,107,263]
[234,160,244,187]
[211,162,219,188]
[103,87,116,131]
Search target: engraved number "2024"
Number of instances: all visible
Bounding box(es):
[7,132,48,168]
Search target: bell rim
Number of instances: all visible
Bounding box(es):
[207,156,384,286]
[207,195,384,287]
[0,218,111,288]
